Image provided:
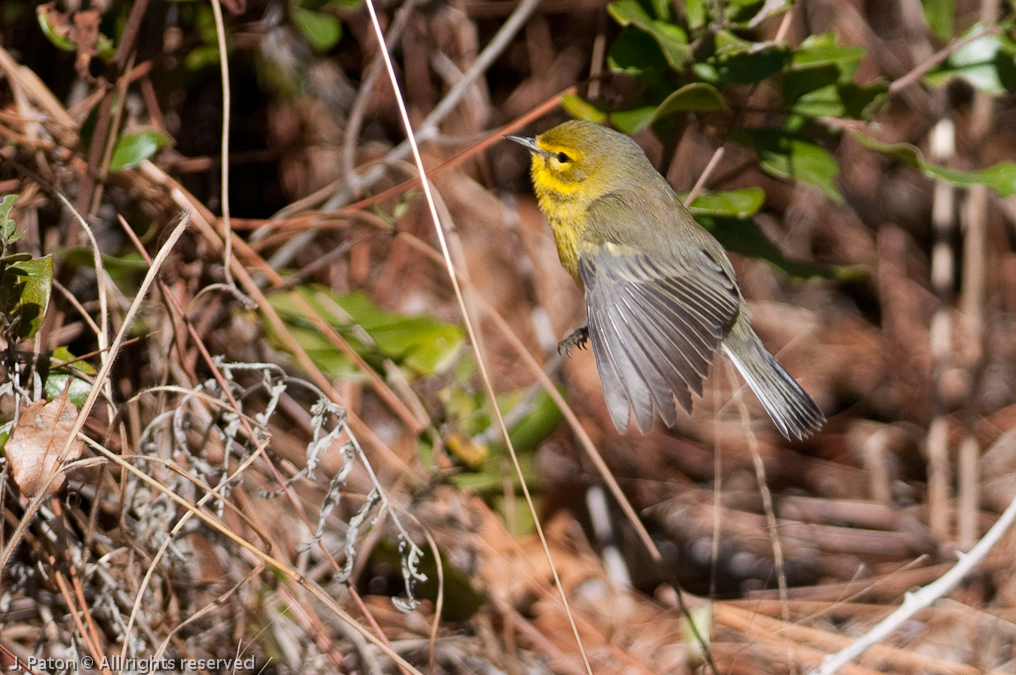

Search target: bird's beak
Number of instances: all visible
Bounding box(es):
[504,134,541,154]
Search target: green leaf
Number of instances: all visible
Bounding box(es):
[43,375,91,409]
[560,94,609,123]
[772,140,841,202]
[921,0,955,41]
[610,105,658,134]
[109,131,171,171]
[505,389,563,456]
[268,287,465,378]
[735,129,843,201]
[63,248,150,270]
[838,80,889,119]
[647,0,670,20]
[368,539,485,621]
[36,7,76,52]
[453,439,539,497]
[44,347,95,408]
[684,0,707,29]
[607,0,654,27]
[95,34,116,61]
[784,34,881,119]
[36,5,114,60]
[291,6,342,52]
[726,0,792,26]
[791,33,867,70]
[185,44,221,71]
[3,255,53,340]
[687,188,765,218]
[608,0,692,70]
[0,194,17,240]
[696,215,841,279]
[607,26,667,74]
[652,83,727,122]
[856,135,1016,196]
[713,31,787,84]
[924,24,1016,93]
[63,248,148,294]
[648,20,693,70]
[784,64,842,108]
[787,83,845,118]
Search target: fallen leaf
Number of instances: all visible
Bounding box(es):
[7,396,83,498]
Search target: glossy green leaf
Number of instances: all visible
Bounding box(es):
[713,32,787,84]
[772,140,841,202]
[687,188,765,218]
[838,80,889,119]
[787,83,844,118]
[291,6,342,52]
[784,65,842,108]
[561,94,609,123]
[726,0,792,26]
[787,80,887,120]
[696,215,841,279]
[856,135,1016,196]
[652,83,727,121]
[648,20,693,70]
[607,26,666,74]
[608,0,691,70]
[736,129,843,202]
[610,105,658,134]
[924,24,1016,93]
[607,0,654,27]
[109,131,171,171]
[3,255,53,340]
[44,347,95,408]
[921,0,955,40]
[784,33,877,118]
[784,34,887,120]
[268,287,465,378]
[791,33,867,70]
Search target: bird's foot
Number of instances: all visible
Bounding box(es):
[558,326,589,357]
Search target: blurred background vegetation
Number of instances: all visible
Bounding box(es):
[4,0,1016,672]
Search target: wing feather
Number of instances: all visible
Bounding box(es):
[612,291,685,428]
[619,286,701,401]
[579,245,740,432]
[589,298,651,431]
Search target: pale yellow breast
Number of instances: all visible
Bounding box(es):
[544,207,584,284]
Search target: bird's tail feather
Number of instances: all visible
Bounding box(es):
[721,325,824,440]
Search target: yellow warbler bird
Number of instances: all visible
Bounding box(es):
[507,120,824,440]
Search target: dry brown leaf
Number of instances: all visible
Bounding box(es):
[70,10,101,78]
[7,396,83,498]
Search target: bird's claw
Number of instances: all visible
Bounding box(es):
[558,327,589,357]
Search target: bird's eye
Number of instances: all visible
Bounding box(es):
[556,152,571,164]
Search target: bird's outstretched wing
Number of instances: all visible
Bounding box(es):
[578,243,740,433]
